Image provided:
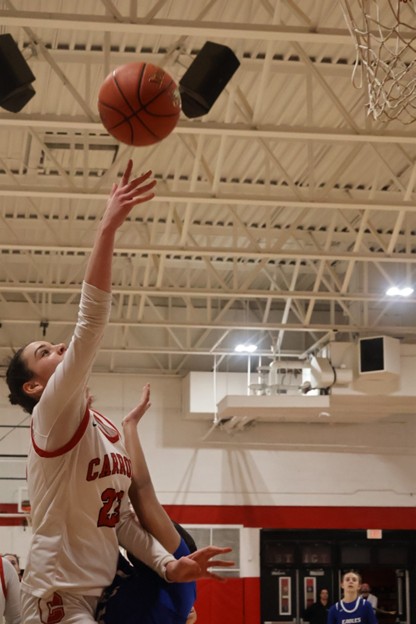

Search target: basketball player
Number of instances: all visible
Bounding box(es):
[96,383,233,624]
[328,571,377,624]
[2,554,21,581]
[0,556,21,624]
[5,161,232,624]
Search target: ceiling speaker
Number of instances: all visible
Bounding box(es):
[179,41,240,118]
[0,34,36,113]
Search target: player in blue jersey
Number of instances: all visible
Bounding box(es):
[96,383,233,624]
[328,571,378,624]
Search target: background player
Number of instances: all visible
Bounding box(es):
[328,571,377,624]
[96,383,233,624]
[0,556,21,624]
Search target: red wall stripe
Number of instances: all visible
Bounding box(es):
[164,505,416,529]
[1,504,415,529]
[0,503,27,526]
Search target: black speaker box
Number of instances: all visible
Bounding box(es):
[0,34,36,113]
[358,335,400,376]
[179,41,240,118]
[359,337,384,373]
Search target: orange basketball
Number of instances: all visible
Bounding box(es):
[98,62,181,146]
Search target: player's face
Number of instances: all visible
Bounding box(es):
[22,341,67,397]
[342,573,361,592]
[320,589,329,601]
[4,555,20,575]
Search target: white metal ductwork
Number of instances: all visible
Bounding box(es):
[182,339,410,425]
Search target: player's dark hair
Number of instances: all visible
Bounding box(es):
[6,347,37,414]
[3,552,20,565]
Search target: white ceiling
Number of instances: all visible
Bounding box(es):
[2,0,416,377]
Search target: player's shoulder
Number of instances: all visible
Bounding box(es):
[1,556,19,585]
[1,557,15,575]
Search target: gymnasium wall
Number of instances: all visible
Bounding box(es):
[1,371,415,513]
[0,373,415,624]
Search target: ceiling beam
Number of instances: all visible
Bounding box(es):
[1,188,416,214]
[1,116,416,144]
[1,242,416,262]
[0,283,412,302]
[0,11,353,44]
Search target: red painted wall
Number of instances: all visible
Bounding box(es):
[165,504,416,529]
[2,504,414,623]
[194,577,260,624]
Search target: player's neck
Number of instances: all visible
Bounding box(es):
[343,591,358,603]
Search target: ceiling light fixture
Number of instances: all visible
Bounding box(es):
[234,344,257,353]
[386,286,414,297]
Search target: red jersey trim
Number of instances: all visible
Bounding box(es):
[0,557,7,599]
[31,406,90,458]
[91,410,120,443]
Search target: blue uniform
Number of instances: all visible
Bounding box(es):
[328,597,377,624]
[96,537,196,624]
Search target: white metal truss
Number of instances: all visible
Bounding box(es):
[1,0,416,375]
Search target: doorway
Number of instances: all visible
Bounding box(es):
[260,530,415,624]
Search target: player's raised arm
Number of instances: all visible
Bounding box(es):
[84,159,155,292]
[122,383,181,554]
[122,383,235,582]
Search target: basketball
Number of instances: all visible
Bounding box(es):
[98,62,181,146]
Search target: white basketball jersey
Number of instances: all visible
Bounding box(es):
[21,283,174,600]
[23,409,172,600]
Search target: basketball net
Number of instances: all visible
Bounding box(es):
[339,0,416,123]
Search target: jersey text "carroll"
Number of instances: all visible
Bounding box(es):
[86,453,132,481]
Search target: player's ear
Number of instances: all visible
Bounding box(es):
[22,379,43,398]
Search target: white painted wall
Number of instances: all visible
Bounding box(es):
[0,372,415,568]
[0,524,32,569]
[95,373,416,507]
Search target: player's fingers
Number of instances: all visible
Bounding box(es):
[141,383,151,400]
[209,546,232,553]
[207,559,235,568]
[123,188,155,209]
[129,169,153,188]
[200,546,233,557]
[126,179,157,199]
[127,191,155,207]
[121,159,133,185]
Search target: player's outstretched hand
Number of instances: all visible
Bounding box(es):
[165,546,234,583]
[122,383,151,428]
[102,159,156,232]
